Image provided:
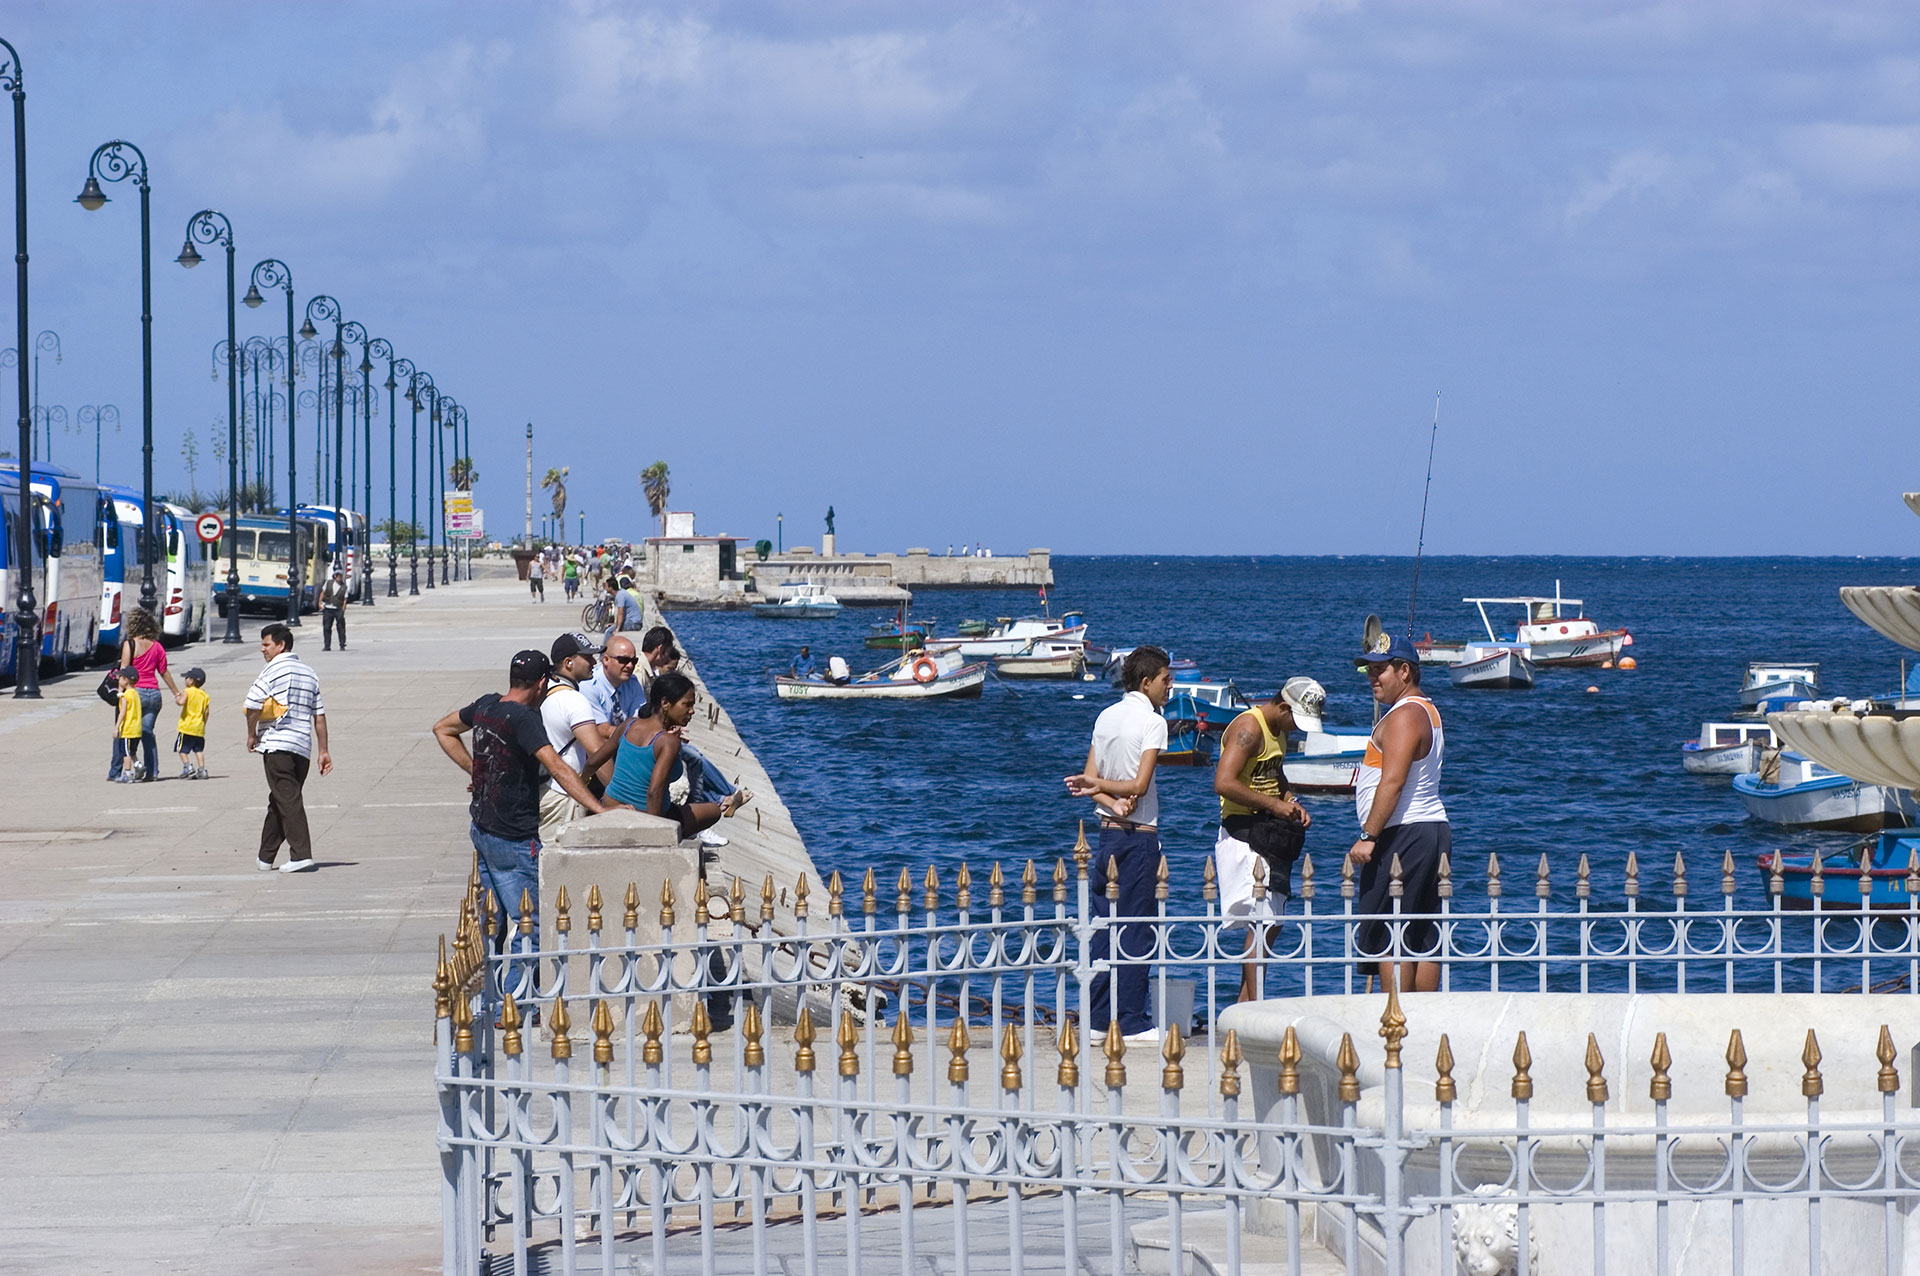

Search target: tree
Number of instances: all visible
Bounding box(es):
[640,461,670,538]
[376,518,423,548]
[180,429,200,500]
[542,466,569,542]
[450,456,477,491]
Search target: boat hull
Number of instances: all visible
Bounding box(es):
[1682,741,1763,775]
[752,603,842,619]
[993,653,1084,680]
[1732,773,1917,832]
[1414,640,1467,667]
[1522,629,1630,666]
[1739,679,1819,710]
[1754,833,1920,910]
[1286,756,1360,794]
[1448,648,1536,690]
[937,624,1087,658]
[774,665,987,700]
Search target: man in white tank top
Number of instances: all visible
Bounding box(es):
[1349,634,1450,993]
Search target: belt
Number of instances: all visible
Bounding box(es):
[1099,817,1155,832]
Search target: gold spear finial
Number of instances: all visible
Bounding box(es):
[1485,852,1501,899]
[1105,864,1119,902]
[1511,1031,1533,1101]
[1624,850,1640,899]
[1387,852,1404,899]
[1576,854,1591,900]
[1336,1033,1360,1103]
[550,997,573,1061]
[1161,1023,1186,1091]
[1907,848,1920,897]
[795,872,811,920]
[862,867,878,915]
[729,875,746,924]
[1055,1017,1077,1088]
[1859,848,1874,899]
[837,1010,860,1078]
[986,860,1005,910]
[793,1007,817,1074]
[828,869,844,918]
[1000,1022,1023,1092]
[1155,855,1170,902]
[1585,1034,1608,1103]
[587,884,603,934]
[1252,855,1268,902]
[1073,821,1092,877]
[434,935,452,1021]
[1022,859,1037,906]
[690,1001,712,1067]
[1053,858,1068,904]
[1723,849,1739,897]
[1801,1029,1823,1098]
[1104,1022,1127,1088]
[1724,1028,1747,1097]
[892,1011,915,1076]
[895,867,913,915]
[1768,851,1784,899]
[1436,852,1452,901]
[624,881,640,930]
[949,1019,971,1085]
[956,862,972,911]
[453,982,475,1054]
[593,999,615,1066]
[1380,981,1407,1070]
[1220,1028,1242,1098]
[1878,1024,1900,1093]
[1672,851,1688,898]
[518,888,535,936]
[642,1000,664,1066]
[1435,1034,1456,1103]
[1340,852,1356,899]
[1300,852,1315,901]
[1535,853,1551,900]
[1650,1032,1672,1101]
[500,993,523,1057]
[924,865,939,913]
[1203,855,1219,903]
[762,874,776,923]
[554,885,571,934]
[743,999,765,1068]
[1279,1025,1302,1097]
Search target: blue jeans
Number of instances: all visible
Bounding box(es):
[1086,826,1160,1035]
[138,688,162,779]
[680,739,735,804]
[470,824,541,1006]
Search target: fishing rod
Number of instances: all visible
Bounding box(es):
[1407,392,1441,637]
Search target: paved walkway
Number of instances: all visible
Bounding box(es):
[0,567,576,1273]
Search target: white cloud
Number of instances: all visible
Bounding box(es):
[1781,121,1920,190]
[1564,151,1678,226]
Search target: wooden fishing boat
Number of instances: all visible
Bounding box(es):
[1456,585,1632,667]
[1682,721,1777,775]
[1740,660,1820,712]
[774,650,986,701]
[1733,750,1916,831]
[992,640,1085,680]
[1447,643,1536,690]
[1754,830,1920,910]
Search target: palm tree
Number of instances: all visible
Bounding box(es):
[640,461,670,538]
[450,456,477,491]
[542,466,569,541]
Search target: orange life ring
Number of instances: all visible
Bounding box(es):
[912,657,939,684]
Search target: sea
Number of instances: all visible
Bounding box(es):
[670,555,1920,964]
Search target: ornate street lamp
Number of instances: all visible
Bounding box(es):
[435,395,456,585]
[178,207,243,643]
[372,343,406,597]
[342,325,375,607]
[2,36,41,695]
[243,258,300,624]
[302,296,346,571]
[446,402,471,580]
[77,403,117,484]
[76,139,159,613]
[406,369,433,594]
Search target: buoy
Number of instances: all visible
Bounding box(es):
[1072,694,1086,700]
[1586,685,1600,693]
[1600,660,1613,669]
[1619,657,1637,670]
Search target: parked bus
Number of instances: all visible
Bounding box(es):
[214,514,327,616]
[295,504,367,600]
[96,485,147,657]
[0,472,44,682]
[0,462,104,674]
[160,502,213,643]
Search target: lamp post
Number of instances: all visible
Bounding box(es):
[448,402,471,580]
[242,335,274,502]
[295,335,323,501]
[436,396,455,585]
[373,343,404,597]
[340,321,374,606]
[301,296,346,572]
[3,37,39,695]
[423,385,443,589]
[76,139,157,612]
[243,258,300,625]
[30,328,57,461]
[77,404,117,483]
[178,208,243,643]
[406,369,432,594]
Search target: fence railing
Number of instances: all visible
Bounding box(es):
[434,838,1920,1276]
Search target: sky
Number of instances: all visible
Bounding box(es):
[6,1,1920,556]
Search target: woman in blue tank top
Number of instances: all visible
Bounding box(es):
[606,672,744,837]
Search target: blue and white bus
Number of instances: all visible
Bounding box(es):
[160,502,213,643]
[97,484,147,656]
[215,514,327,615]
[295,504,367,600]
[0,462,104,674]
[0,471,44,682]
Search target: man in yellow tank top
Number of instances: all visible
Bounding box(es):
[1212,681,1314,1001]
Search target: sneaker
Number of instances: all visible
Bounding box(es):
[280,858,317,873]
[256,858,277,871]
[1122,1027,1164,1046]
[196,767,210,780]
[698,829,729,847]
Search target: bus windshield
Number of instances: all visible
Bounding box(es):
[258,531,292,560]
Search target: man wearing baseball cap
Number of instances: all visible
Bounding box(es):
[432,649,609,1005]
[1212,680,1313,1002]
[1348,632,1449,993]
[539,632,607,840]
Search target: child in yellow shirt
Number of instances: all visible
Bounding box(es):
[176,666,210,780]
[111,667,142,783]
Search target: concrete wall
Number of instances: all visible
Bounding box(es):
[651,540,723,594]
[890,546,1053,588]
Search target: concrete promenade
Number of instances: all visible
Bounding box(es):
[0,567,629,1273]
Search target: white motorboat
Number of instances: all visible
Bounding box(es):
[929,610,1087,658]
[1448,642,1536,690]
[1456,585,1632,667]
[993,640,1086,680]
[1733,750,1916,832]
[1682,721,1778,775]
[751,581,842,619]
[774,649,986,701]
[1740,661,1821,712]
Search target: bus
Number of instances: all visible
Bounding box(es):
[97,485,148,657]
[295,504,367,600]
[0,462,104,674]
[214,515,327,616]
[160,502,213,643]
[0,472,43,682]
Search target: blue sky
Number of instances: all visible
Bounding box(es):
[7,1,1920,554]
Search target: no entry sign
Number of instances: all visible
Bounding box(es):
[195,513,225,544]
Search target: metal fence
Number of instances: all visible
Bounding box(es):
[434,838,1920,1275]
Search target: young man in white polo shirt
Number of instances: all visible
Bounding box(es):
[538,631,606,840]
[1064,645,1173,1042]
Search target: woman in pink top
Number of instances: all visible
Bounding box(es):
[119,609,183,782]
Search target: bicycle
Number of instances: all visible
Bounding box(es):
[582,594,615,633]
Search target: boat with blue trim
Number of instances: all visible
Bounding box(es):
[1755,830,1920,910]
[1732,750,1916,831]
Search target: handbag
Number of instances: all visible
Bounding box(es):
[257,694,288,723]
[96,670,120,706]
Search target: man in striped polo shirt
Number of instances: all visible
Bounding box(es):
[244,622,333,872]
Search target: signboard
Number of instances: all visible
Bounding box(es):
[445,495,482,540]
[195,513,224,544]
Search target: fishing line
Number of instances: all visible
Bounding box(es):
[1407,392,1441,637]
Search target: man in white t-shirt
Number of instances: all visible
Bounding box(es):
[538,631,606,840]
[1064,645,1173,1043]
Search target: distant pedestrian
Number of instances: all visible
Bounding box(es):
[244,622,332,872]
[432,649,608,1002]
[1348,634,1449,994]
[538,632,607,840]
[613,578,646,633]
[528,554,545,602]
[320,569,349,650]
[176,667,211,780]
[563,554,580,600]
[1212,679,1313,1002]
[1064,645,1173,1043]
[790,645,816,679]
[109,667,142,783]
[120,607,184,783]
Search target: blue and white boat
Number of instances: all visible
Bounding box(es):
[752,581,842,619]
[1733,750,1916,832]
[1169,678,1251,731]
[1283,688,1371,794]
[1740,660,1821,712]
[1681,721,1777,775]
[1755,829,1920,910]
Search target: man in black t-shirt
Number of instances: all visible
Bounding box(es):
[433,649,607,1001]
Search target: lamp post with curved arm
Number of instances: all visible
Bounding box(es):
[3,37,39,694]
[373,344,406,596]
[416,377,440,591]
[301,296,346,572]
[76,139,160,612]
[434,395,454,585]
[407,372,433,593]
[243,335,274,501]
[178,208,242,643]
[295,337,323,502]
[341,323,376,607]
[445,402,469,580]
[77,404,117,484]
[242,259,300,624]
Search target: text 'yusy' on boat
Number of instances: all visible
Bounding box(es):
[772,647,986,701]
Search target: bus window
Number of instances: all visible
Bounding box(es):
[258,531,292,561]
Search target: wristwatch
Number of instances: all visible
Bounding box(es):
[1357,830,1377,843]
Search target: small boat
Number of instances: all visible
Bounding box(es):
[1740,660,1821,712]
[1283,689,1370,795]
[1412,635,1468,666]
[1448,643,1536,690]
[1171,678,1252,730]
[1754,830,1920,910]
[1732,750,1917,832]
[1682,721,1778,775]
[774,649,986,701]
[1103,648,1199,684]
[956,619,991,637]
[751,581,842,619]
[994,640,1086,680]
[928,610,1087,658]
[865,615,934,649]
[1457,585,1632,667]
[1159,708,1215,767]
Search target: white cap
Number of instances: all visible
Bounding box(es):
[1280,676,1325,718]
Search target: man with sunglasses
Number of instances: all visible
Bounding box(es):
[583,634,645,727]
[1348,634,1449,994]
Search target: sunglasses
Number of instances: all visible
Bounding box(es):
[608,655,638,666]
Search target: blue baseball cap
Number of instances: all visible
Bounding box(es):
[1354,633,1420,668]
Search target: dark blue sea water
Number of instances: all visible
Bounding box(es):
[672,555,1920,941]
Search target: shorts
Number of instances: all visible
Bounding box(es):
[1352,821,1450,974]
[1215,815,1303,926]
[177,734,205,753]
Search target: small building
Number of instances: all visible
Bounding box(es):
[642,511,745,607]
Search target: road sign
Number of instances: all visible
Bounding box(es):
[195,513,225,544]
[446,494,480,539]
